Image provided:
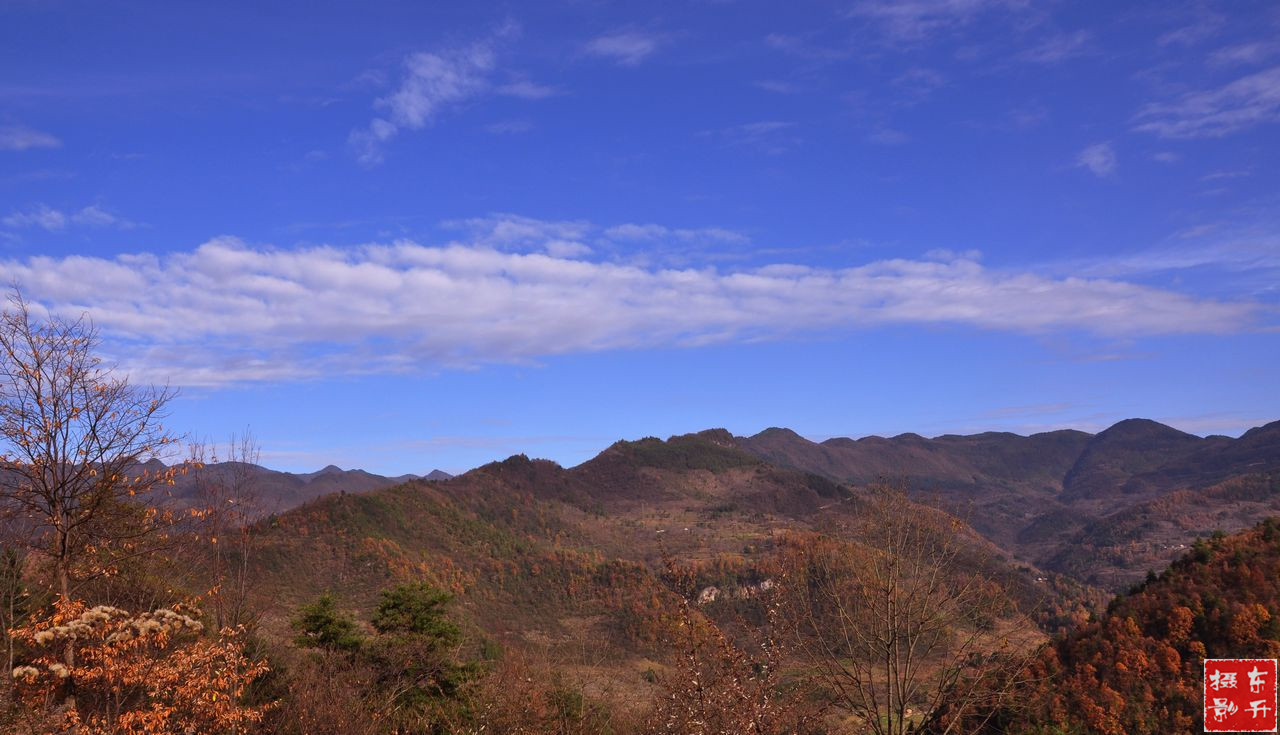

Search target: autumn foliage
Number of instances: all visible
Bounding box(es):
[1009,518,1280,734]
[8,598,268,735]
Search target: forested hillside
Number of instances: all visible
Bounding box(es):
[1007,518,1280,734]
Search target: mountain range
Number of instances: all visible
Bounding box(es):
[201,417,1279,592]
[732,418,1280,588]
[155,460,453,515]
[192,416,1274,720]
[154,415,1280,627]
[243,426,1086,692]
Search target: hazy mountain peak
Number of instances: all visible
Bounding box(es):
[1061,419,1206,500]
[751,426,804,441]
[141,458,168,472]
[1240,420,1280,441]
[1094,418,1195,442]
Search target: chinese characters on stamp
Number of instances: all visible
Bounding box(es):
[1205,659,1278,732]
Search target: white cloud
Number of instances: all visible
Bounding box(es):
[754,80,799,94]
[890,68,946,106]
[73,205,126,227]
[923,248,982,262]
[443,213,592,254]
[727,121,793,137]
[1156,13,1225,48]
[3,204,133,231]
[4,205,66,230]
[0,222,1257,387]
[848,0,1028,42]
[484,119,533,135]
[709,120,799,154]
[603,223,749,245]
[1018,30,1092,64]
[0,125,61,151]
[1068,233,1280,278]
[1208,41,1280,68]
[349,23,530,165]
[1006,104,1048,129]
[543,240,592,258]
[1201,169,1250,181]
[1050,221,1280,304]
[584,32,662,65]
[1075,142,1116,177]
[763,33,851,62]
[350,45,495,165]
[867,128,910,145]
[496,80,560,99]
[1133,66,1280,139]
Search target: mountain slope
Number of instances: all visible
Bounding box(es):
[1062,418,1208,501]
[1010,517,1280,735]
[731,419,1280,589]
[244,429,1085,701]
[163,460,440,515]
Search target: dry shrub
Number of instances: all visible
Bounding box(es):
[8,598,268,735]
[452,648,640,734]
[264,652,381,735]
[645,557,822,735]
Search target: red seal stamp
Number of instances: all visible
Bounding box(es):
[1205,659,1278,732]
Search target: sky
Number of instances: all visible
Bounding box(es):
[1,0,1277,475]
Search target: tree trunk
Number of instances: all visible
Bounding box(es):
[55,528,76,710]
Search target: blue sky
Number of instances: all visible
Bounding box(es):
[2,0,1277,474]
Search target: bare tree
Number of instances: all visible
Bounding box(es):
[0,537,30,709]
[0,290,180,663]
[189,431,263,631]
[643,549,821,735]
[778,484,1036,735]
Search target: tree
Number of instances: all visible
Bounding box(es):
[644,551,821,734]
[778,484,1035,735]
[645,588,817,734]
[371,582,460,642]
[291,593,365,653]
[289,583,478,733]
[0,541,32,709]
[282,594,378,735]
[0,291,180,605]
[367,582,475,718]
[189,432,264,631]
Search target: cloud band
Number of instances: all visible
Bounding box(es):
[2,227,1255,386]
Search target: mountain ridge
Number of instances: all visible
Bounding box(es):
[150,418,1280,592]
[729,418,1280,588]
[156,460,454,515]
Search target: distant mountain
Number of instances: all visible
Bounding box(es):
[161,461,429,516]
[740,426,1091,494]
[246,430,1080,657]
[731,419,1280,589]
[176,418,1279,593]
[1061,418,1210,501]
